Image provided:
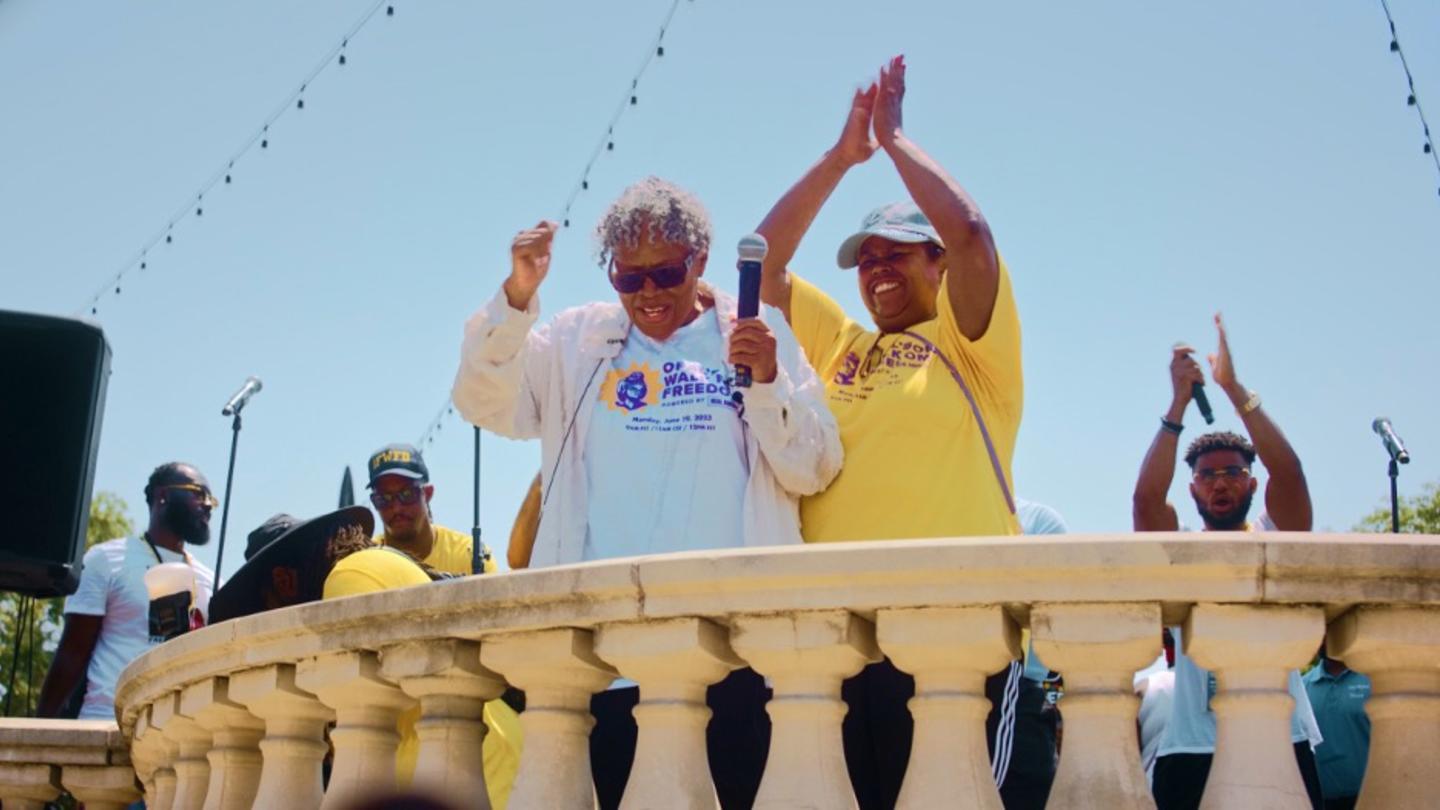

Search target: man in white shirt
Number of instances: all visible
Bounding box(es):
[38,462,217,720]
[1132,317,1321,810]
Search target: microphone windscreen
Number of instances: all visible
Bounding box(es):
[737,233,768,263]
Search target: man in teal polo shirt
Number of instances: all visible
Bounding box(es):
[1303,655,1371,810]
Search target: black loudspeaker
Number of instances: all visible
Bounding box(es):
[0,310,111,597]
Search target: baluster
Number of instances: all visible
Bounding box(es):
[1186,604,1322,810]
[1032,602,1160,810]
[381,639,506,806]
[229,664,334,810]
[594,617,741,810]
[180,677,266,810]
[0,763,61,810]
[297,650,414,810]
[731,610,879,810]
[62,764,142,810]
[151,691,213,810]
[1329,605,1440,810]
[877,606,1018,810]
[480,628,618,810]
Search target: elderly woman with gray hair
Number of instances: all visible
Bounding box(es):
[452,176,842,809]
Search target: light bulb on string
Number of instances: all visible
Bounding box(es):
[387,5,394,16]
[657,45,664,57]
[1391,40,1400,52]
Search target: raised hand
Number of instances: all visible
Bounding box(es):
[505,220,558,310]
[873,54,906,149]
[1207,313,1240,396]
[834,84,879,168]
[728,318,778,385]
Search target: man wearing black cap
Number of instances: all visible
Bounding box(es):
[367,443,495,576]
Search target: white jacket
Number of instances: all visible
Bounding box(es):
[452,283,843,568]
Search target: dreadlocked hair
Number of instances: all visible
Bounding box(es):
[1184,431,1257,469]
[594,176,712,268]
[144,461,197,506]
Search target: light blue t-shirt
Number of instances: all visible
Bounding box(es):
[583,308,749,561]
[1157,625,1322,757]
[1017,499,1067,681]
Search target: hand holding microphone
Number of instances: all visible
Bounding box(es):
[729,234,776,388]
[1168,343,1212,424]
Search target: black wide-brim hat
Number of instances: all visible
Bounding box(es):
[208,505,374,624]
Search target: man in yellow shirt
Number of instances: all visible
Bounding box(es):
[366,443,496,576]
[755,56,1030,809]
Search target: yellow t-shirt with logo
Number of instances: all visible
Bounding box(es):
[376,524,497,576]
[789,259,1023,541]
[323,547,521,810]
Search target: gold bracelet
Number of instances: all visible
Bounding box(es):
[1241,390,1262,414]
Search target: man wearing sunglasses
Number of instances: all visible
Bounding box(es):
[38,462,217,719]
[1132,314,1322,810]
[367,443,495,576]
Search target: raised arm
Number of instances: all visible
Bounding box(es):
[871,55,1000,341]
[451,222,558,439]
[754,85,879,322]
[1208,314,1312,531]
[1134,346,1205,531]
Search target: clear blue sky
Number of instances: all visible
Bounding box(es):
[3,0,1438,579]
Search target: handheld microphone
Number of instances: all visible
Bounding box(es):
[1192,383,1215,425]
[734,233,768,388]
[1372,417,1411,464]
[221,376,263,416]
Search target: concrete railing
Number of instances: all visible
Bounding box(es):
[12,532,1440,810]
[0,718,141,809]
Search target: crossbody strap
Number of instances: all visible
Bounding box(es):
[901,330,1016,515]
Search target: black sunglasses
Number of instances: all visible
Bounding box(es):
[608,255,693,294]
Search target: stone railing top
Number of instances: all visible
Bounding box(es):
[0,718,130,765]
[114,532,1440,731]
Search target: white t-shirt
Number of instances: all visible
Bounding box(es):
[64,536,215,720]
[583,308,749,562]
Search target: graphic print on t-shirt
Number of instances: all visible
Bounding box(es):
[830,334,934,402]
[598,359,740,433]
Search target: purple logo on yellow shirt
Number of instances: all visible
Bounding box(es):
[833,351,861,386]
[600,363,661,412]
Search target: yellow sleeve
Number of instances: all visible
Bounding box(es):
[482,699,524,810]
[935,252,1023,418]
[788,273,856,372]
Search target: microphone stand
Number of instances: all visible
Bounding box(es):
[472,425,484,575]
[215,411,243,581]
[1389,457,1401,534]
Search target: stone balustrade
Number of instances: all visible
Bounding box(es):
[0,718,140,809]
[2,532,1437,810]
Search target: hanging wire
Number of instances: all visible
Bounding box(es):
[414,0,689,450]
[556,0,684,230]
[1378,0,1440,197]
[75,0,397,318]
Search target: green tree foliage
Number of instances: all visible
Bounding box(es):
[1355,481,1440,534]
[0,492,135,716]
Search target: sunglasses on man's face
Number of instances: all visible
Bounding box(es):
[608,255,693,294]
[1193,465,1251,484]
[162,484,219,510]
[370,486,423,509]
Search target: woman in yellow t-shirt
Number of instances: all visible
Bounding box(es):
[325,545,523,810]
[752,56,1039,810]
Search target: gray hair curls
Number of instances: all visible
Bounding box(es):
[594,176,712,267]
